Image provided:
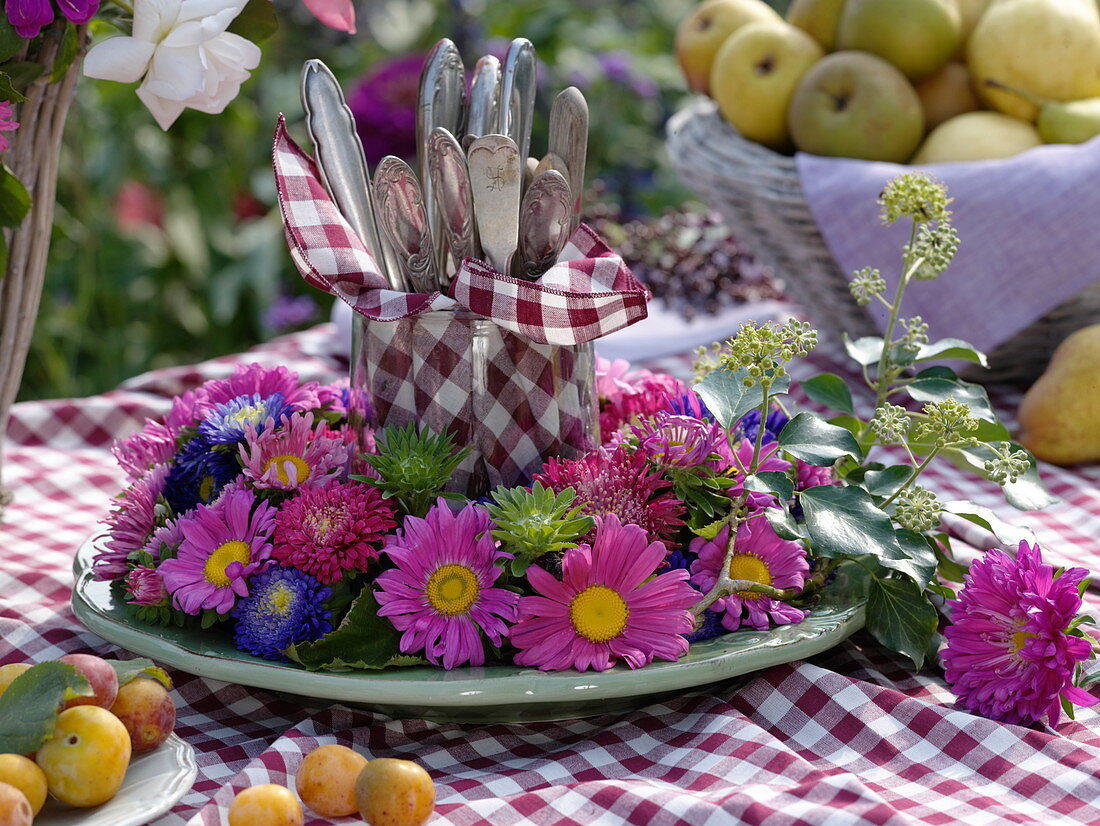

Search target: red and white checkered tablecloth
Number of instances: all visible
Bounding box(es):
[5,323,1100,826]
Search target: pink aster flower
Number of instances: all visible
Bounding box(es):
[142,517,184,560]
[535,444,685,549]
[511,514,699,672]
[158,486,276,615]
[796,460,835,491]
[272,480,396,584]
[689,520,808,632]
[375,499,518,670]
[94,463,171,581]
[239,412,349,491]
[595,357,689,439]
[717,439,793,510]
[125,565,168,607]
[942,541,1099,727]
[113,419,177,481]
[631,411,723,468]
[0,100,18,152]
[202,363,320,413]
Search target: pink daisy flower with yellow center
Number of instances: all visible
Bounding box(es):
[94,463,171,581]
[511,514,699,672]
[689,520,808,632]
[239,412,349,491]
[375,499,518,670]
[158,486,277,615]
[272,480,397,584]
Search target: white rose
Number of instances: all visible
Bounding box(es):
[84,0,262,130]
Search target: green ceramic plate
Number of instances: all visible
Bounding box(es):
[72,536,867,723]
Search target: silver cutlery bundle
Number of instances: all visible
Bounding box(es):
[300,38,589,292]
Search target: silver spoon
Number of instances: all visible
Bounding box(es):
[497,39,538,179]
[467,135,522,275]
[518,169,572,279]
[548,86,589,233]
[427,127,480,277]
[373,156,438,293]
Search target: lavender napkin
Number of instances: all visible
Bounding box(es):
[796,137,1100,353]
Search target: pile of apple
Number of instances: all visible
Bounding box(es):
[676,0,1100,163]
[0,654,176,824]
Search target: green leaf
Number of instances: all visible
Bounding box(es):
[746,471,793,504]
[50,24,79,83]
[939,500,1035,547]
[0,163,31,228]
[694,366,791,431]
[109,658,173,690]
[865,576,940,670]
[799,485,929,584]
[227,0,280,42]
[916,337,989,368]
[894,528,938,587]
[905,369,996,422]
[842,333,885,367]
[0,662,92,754]
[932,533,969,583]
[286,590,404,671]
[800,373,854,415]
[764,507,803,541]
[941,442,1057,510]
[0,233,7,274]
[0,15,21,62]
[778,412,863,466]
[3,61,44,90]
[862,465,912,498]
[0,72,27,103]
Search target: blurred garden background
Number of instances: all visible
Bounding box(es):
[17,0,785,401]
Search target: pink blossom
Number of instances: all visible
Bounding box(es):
[0,100,19,152]
[302,0,355,33]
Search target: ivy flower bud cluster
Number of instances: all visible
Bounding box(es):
[879,173,953,225]
[870,403,910,444]
[983,441,1031,485]
[720,320,818,389]
[898,316,930,356]
[907,222,960,280]
[913,398,980,448]
[692,343,723,381]
[894,485,942,533]
[849,267,887,306]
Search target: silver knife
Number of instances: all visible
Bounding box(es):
[467,55,501,142]
[496,39,537,176]
[427,127,480,274]
[467,135,522,275]
[417,39,467,285]
[300,60,405,291]
[548,86,589,234]
[518,169,572,280]
[373,156,438,293]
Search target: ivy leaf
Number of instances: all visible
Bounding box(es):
[800,373,854,415]
[939,500,1035,547]
[0,662,92,755]
[0,163,31,228]
[942,442,1057,510]
[905,368,996,422]
[778,412,863,466]
[916,338,989,368]
[865,576,940,670]
[286,590,403,671]
[765,507,803,541]
[842,333,885,367]
[862,465,912,498]
[694,366,790,430]
[109,658,173,690]
[746,471,793,504]
[894,528,938,587]
[227,0,280,42]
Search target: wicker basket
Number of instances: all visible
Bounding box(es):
[666,98,1100,385]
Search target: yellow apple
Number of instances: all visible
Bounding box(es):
[837,0,961,81]
[786,0,848,50]
[969,0,1100,121]
[675,0,781,95]
[788,51,925,162]
[912,111,1041,163]
[916,62,979,130]
[710,20,825,150]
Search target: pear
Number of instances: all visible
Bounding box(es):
[675,0,782,95]
[912,111,1041,164]
[1018,324,1100,465]
[786,0,848,50]
[836,0,961,81]
[953,0,992,57]
[916,62,979,130]
[984,79,1100,144]
[968,0,1100,121]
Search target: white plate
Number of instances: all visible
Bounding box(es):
[72,535,867,723]
[37,733,196,826]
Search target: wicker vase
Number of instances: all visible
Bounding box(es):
[0,26,87,521]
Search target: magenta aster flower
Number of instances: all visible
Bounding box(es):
[158,486,277,615]
[125,565,168,607]
[112,419,177,481]
[239,412,349,491]
[535,445,685,548]
[142,517,184,560]
[202,363,320,413]
[0,100,18,152]
[511,514,699,672]
[375,499,518,670]
[716,439,793,510]
[272,480,396,584]
[689,520,808,632]
[595,358,689,439]
[631,411,723,468]
[942,541,1099,727]
[94,463,170,581]
[796,460,835,491]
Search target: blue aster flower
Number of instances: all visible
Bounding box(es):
[232,565,334,661]
[661,546,726,643]
[162,436,241,515]
[737,407,790,445]
[197,392,292,446]
[665,391,714,421]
